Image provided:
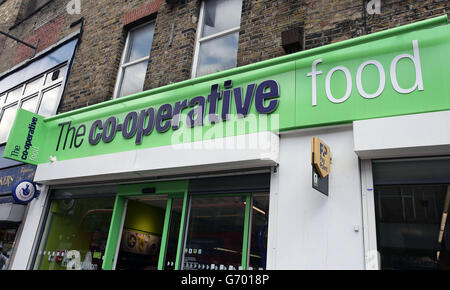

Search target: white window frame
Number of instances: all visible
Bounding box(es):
[113,21,155,99]
[0,63,68,145]
[191,0,241,78]
[360,159,381,270]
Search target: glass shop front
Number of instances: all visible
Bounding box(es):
[31,173,270,270]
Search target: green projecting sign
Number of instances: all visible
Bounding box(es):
[4,16,450,165]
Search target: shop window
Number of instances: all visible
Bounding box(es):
[0,64,67,144]
[33,180,270,270]
[33,190,116,270]
[182,195,247,270]
[0,226,19,270]
[373,158,450,270]
[192,0,243,77]
[115,22,155,98]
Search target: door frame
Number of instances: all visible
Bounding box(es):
[102,180,259,270]
[102,180,189,270]
[360,159,380,270]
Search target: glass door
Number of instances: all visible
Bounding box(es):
[115,196,168,270]
[102,181,188,270]
[102,180,270,270]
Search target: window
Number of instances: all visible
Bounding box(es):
[373,158,450,270]
[182,195,247,270]
[0,226,19,270]
[192,0,243,78]
[33,186,117,270]
[181,193,269,270]
[0,64,67,144]
[114,22,155,98]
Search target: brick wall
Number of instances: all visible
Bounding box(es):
[366,0,450,34]
[13,14,64,65]
[238,0,306,67]
[0,0,21,59]
[238,0,449,66]
[122,0,164,26]
[143,0,199,90]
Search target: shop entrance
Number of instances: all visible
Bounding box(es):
[31,173,270,270]
[115,196,170,270]
[102,181,188,270]
[114,195,186,270]
[101,174,271,270]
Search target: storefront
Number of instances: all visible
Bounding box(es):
[28,174,270,270]
[3,15,450,270]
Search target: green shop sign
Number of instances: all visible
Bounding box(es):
[4,16,450,165]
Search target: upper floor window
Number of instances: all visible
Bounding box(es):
[0,64,67,144]
[192,0,243,78]
[114,22,155,98]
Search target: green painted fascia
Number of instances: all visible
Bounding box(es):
[4,15,449,166]
[44,15,448,123]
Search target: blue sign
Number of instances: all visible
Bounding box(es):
[12,179,39,204]
[0,164,36,195]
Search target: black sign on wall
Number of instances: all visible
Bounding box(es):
[312,167,329,196]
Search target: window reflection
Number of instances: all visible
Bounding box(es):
[197,32,239,77]
[183,196,246,270]
[21,95,38,113]
[0,63,68,144]
[24,76,44,96]
[126,23,155,63]
[194,0,243,77]
[0,227,18,270]
[116,22,154,98]
[119,61,148,98]
[34,197,114,270]
[0,104,18,144]
[6,87,22,104]
[38,85,62,117]
[202,0,243,37]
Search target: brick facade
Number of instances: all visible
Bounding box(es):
[0,0,448,114]
[143,0,200,90]
[13,14,64,65]
[122,0,164,26]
